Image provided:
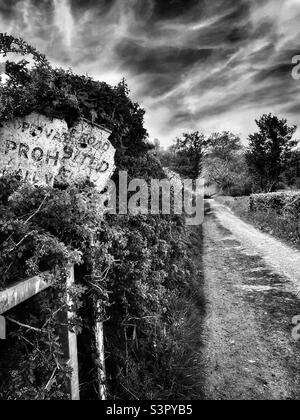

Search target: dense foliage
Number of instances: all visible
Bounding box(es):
[0,34,151,167]
[103,214,204,399]
[161,131,252,196]
[249,191,300,215]
[0,34,203,400]
[282,150,300,189]
[165,132,205,180]
[0,175,109,399]
[203,132,252,196]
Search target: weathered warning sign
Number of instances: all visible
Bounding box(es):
[0,113,115,191]
[0,113,67,186]
[56,119,115,190]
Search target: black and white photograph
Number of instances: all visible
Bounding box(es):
[0,0,300,405]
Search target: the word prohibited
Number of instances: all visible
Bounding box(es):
[0,113,115,191]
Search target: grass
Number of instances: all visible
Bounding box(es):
[107,226,206,401]
[215,195,300,249]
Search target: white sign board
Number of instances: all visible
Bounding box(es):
[0,113,115,191]
[56,119,115,190]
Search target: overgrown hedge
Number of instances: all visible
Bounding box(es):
[250,191,300,214]
[0,34,204,400]
[0,175,204,400]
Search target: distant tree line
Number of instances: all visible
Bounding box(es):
[158,114,300,196]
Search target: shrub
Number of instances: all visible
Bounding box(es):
[250,191,300,215]
[0,34,205,401]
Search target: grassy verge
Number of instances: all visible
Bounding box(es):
[216,196,300,248]
[106,225,205,401]
[153,225,205,400]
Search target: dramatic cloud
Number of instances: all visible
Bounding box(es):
[1,0,300,146]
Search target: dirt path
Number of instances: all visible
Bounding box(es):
[202,200,300,400]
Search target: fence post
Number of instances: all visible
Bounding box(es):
[95,316,106,400]
[57,265,80,400]
[90,232,107,400]
[66,265,80,400]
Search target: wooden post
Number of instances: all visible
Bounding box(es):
[90,232,107,400]
[0,274,50,340]
[0,270,80,399]
[95,316,106,400]
[0,274,50,315]
[56,266,80,400]
[63,265,80,400]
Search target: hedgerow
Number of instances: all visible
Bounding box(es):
[0,34,204,400]
[250,192,300,215]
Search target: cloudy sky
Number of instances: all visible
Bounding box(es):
[1,0,300,146]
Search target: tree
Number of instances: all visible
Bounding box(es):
[172,131,205,179]
[281,149,300,188]
[246,114,298,192]
[203,155,251,196]
[206,131,242,160]
[203,131,251,196]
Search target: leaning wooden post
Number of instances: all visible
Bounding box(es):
[0,274,51,340]
[66,265,80,400]
[0,270,80,398]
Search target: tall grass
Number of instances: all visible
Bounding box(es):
[107,227,205,401]
[115,296,205,400]
[217,195,300,248]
